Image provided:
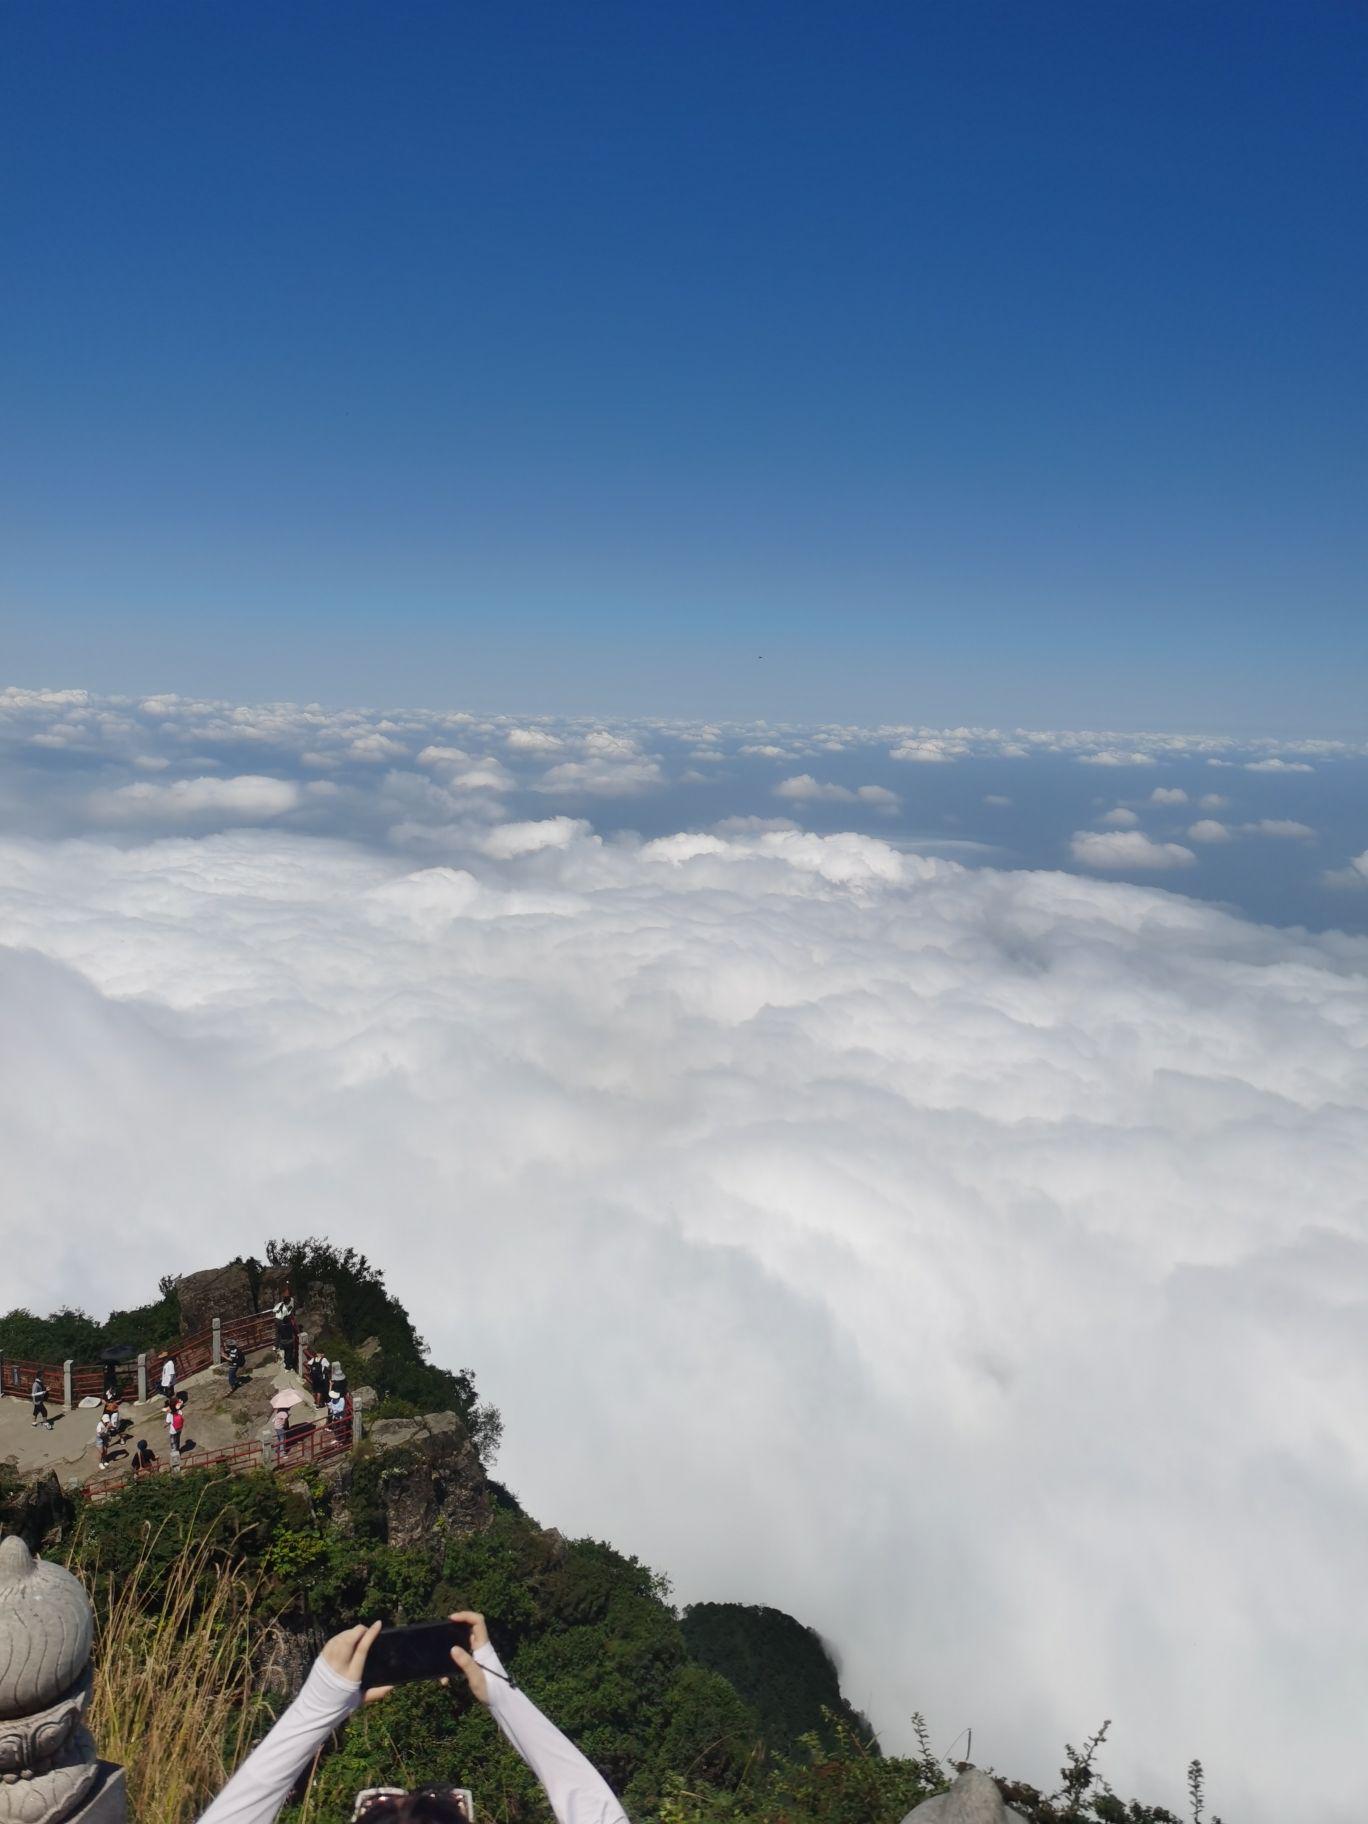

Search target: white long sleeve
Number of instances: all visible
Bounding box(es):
[197,1656,361,1824]
[479,1641,629,1824]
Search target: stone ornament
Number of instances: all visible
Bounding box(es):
[0,1537,100,1824]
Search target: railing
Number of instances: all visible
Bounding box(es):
[76,1403,355,1503]
[2,1309,285,1405]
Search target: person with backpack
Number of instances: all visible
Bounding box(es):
[226,1340,245,1394]
[30,1374,53,1430]
[130,1438,157,1477]
[195,1611,629,1824]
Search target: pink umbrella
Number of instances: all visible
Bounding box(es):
[269,1388,305,1411]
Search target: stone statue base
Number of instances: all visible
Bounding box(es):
[62,1766,125,1824]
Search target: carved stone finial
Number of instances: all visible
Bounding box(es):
[0,1536,116,1824]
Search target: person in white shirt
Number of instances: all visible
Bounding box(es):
[195,1610,628,1824]
[161,1356,177,1398]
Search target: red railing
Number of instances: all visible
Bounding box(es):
[4,1310,286,1403]
[76,1405,354,1503]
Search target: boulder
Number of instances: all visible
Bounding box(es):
[357,1336,382,1362]
[175,1262,254,1336]
[903,1769,1025,1823]
[351,1386,378,1411]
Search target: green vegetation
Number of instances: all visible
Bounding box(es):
[264,1238,503,1461]
[680,1602,872,1757]
[0,1281,182,1363]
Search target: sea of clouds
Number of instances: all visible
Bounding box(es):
[3,687,1368,1822]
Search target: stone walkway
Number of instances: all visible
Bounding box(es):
[0,1350,322,1487]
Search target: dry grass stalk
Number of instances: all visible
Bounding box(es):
[77,1519,265,1824]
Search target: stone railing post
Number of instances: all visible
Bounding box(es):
[0,1353,5,1399]
[0,1534,128,1823]
[351,1399,363,1446]
[137,1354,147,1405]
[211,1317,222,1367]
[63,1360,74,1411]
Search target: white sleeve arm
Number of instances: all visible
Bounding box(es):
[196,1656,362,1824]
[478,1642,629,1824]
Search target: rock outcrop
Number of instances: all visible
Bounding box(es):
[903,1768,1026,1822]
[174,1262,255,1337]
[334,1412,492,1550]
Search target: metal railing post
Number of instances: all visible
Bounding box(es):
[63,1359,73,1410]
[137,1353,148,1404]
[212,1317,222,1366]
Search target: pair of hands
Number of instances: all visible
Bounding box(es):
[321,1611,492,1706]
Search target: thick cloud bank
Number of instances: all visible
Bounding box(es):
[2,816,1367,1820]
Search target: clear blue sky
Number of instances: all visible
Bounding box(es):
[2,2,1364,729]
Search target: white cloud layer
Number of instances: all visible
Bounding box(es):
[1,813,1367,1824]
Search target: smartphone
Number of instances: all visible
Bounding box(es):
[361,1620,474,1689]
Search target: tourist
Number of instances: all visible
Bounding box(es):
[273,1288,295,1362]
[194,1611,629,1824]
[30,1373,53,1431]
[130,1438,157,1476]
[160,1355,177,1400]
[169,1400,185,1468]
[226,1339,245,1393]
[102,1360,120,1403]
[272,1403,289,1460]
[309,1352,329,1406]
[326,1388,348,1439]
[95,1411,117,1470]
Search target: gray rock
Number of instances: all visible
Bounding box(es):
[903,1768,1023,1823]
[344,1412,490,1550]
[351,1386,378,1411]
[174,1262,255,1337]
[356,1336,382,1362]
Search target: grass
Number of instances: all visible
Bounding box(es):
[76,1514,269,1824]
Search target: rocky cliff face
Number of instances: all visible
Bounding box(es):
[325,1411,493,1551]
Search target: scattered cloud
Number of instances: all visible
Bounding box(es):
[1245,758,1314,774]
[1099,807,1141,829]
[1188,820,1233,844]
[1200,794,1229,810]
[90,774,302,822]
[1076,751,1158,768]
[1070,830,1196,870]
[1150,787,1189,805]
[1243,820,1315,840]
[983,795,1012,808]
[775,774,855,802]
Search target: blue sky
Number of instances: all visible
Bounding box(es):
[2,2,1364,728]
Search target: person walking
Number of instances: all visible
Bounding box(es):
[271,1403,289,1461]
[310,1353,329,1406]
[30,1373,53,1431]
[95,1411,117,1471]
[226,1340,245,1393]
[194,1611,629,1824]
[169,1400,185,1468]
[103,1360,120,1404]
[160,1355,177,1401]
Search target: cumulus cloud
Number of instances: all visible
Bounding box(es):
[1099,807,1140,829]
[2,815,1367,1824]
[1188,819,1233,844]
[1070,830,1196,870]
[983,795,1012,808]
[89,774,302,822]
[1245,758,1314,773]
[504,727,565,755]
[890,738,961,763]
[1243,819,1315,840]
[1150,787,1189,805]
[774,774,855,802]
[1076,750,1158,768]
[1199,793,1229,810]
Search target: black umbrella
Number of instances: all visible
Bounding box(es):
[98,1344,139,1363]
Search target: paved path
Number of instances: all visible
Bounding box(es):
[0,1351,322,1486]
